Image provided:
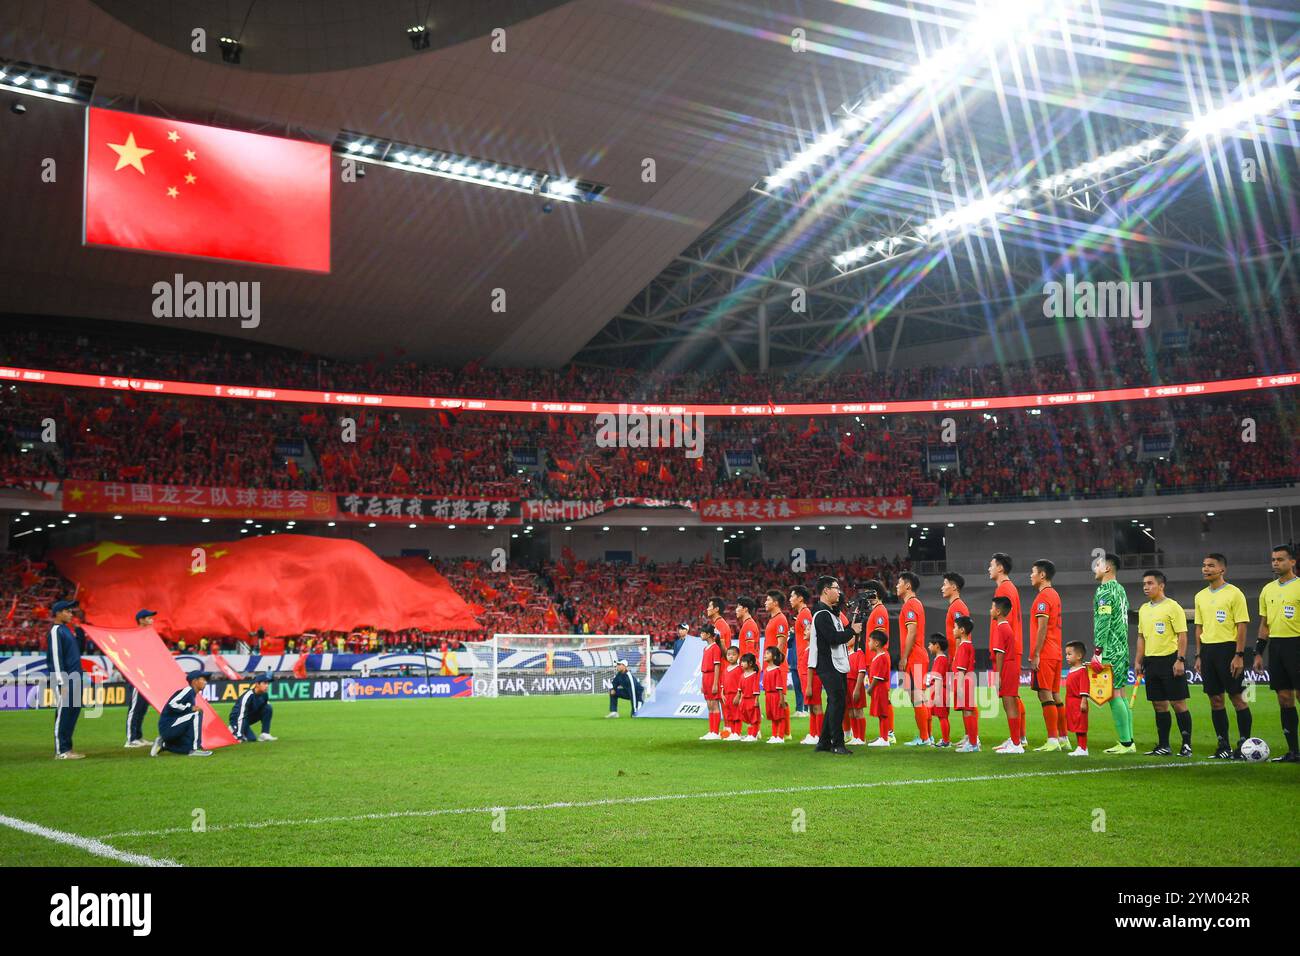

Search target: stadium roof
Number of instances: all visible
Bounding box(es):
[0,0,1296,372]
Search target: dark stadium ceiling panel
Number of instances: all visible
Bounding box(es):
[0,0,1296,373]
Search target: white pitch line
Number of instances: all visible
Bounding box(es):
[95,761,1220,840]
[0,812,181,867]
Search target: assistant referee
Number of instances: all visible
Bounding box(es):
[1193,553,1252,759]
[1135,570,1192,756]
[1255,543,1299,762]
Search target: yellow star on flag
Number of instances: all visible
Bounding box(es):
[184,173,197,185]
[167,130,180,142]
[107,132,154,174]
[167,186,179,199]
[67,487,86,502]
[75,541,144,565]
[184,149,196,161]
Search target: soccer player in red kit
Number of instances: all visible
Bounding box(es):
[942,572,972,744]
[735,597,761,665]
[866,630,894,745]
[862,580,894,743]
[790,586,820,745]
[925,633,951,746]
[700,624,725,740]
[707,596,733,649]
[952,615,981,751]
[989,553,1026,746]
[897,572,933,746]
[991,595,1024,753]
[739,653,761,741]
[1028,559,1068,751]
[721,644,744,739]
[763,646,788,742]
[846,634,868,744]
[1063,641,1091,755]
[763,590,789,704]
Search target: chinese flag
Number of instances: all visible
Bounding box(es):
[50,536,481,641]
[211,647,242,681]
[84,107,331,272]
[82,624,239,750]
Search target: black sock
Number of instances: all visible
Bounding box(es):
[1235,706,1252,741]
[1155,710,1172,748]
[1175,708,1193,745]
[1211,707,1230,743]
[1282,706,1298,754]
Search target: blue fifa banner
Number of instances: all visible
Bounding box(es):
[635,636,709,719]
[341,675,472,700]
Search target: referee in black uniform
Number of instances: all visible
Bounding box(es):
[809,576,859,755]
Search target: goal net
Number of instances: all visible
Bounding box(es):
[467,634,652,700]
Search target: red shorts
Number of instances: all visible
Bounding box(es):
[741,700,760,725]
[1065,698,1088,733]
[1032,658,1062,694]
[721,695,738,722]
[999,662,1022,698]
[869,685,891,718]
[703,674,722,701]
[800,668,822,706]
[848,685,866,709]
[931,706,950,717]
[952,672,978,712]
[764,690,784,717]
[905,657,929,701]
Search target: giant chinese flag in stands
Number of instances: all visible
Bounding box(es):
[84,107,331,272]
[49,536,481,642]
[81,624,238,750]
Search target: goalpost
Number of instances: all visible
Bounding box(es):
[467,634,652,702]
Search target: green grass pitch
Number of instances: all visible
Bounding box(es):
[1,687,1295,866]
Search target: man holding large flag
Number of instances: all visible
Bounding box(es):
[121,608,157,748]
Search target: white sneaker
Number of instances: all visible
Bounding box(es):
[124,739,149,748]
[699,732,721,740]
[845,737,864,746]
[867,737,891,747]
[997,744,1025,754]
[150,737,162,757]
[1068,747,1089,757]
[995,737,1013,750]
[954,741,981,753]
[605,712,620,719]
[766,736,785,744]
[1058,737,1071,748]
[887,731,896,744]
[955,735,970,747]
[725,733,743,742]
[742,735,758,743]
[794,710,810,717]
[258,732,278,741]
[1019,738,1028,747]
[800,734,819,746]
[188,749,214,757]
[54,751,86,760]
[904,736,928,746]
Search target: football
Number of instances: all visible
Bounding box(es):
[1239,738,1271,762]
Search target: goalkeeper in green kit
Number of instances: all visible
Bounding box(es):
[1092,552,1136,753]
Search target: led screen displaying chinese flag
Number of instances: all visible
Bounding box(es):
[84,106,331,272]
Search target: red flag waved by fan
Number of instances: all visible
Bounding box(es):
[84,107,331,272]
[211,647,241,681]
[292,653,308,679]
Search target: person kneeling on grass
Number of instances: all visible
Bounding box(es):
[151,672,213,757]
[606,659,643,718]
[1064,642,1092,756]
[230,674,277,741]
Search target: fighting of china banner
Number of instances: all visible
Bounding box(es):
[699,496,913,522]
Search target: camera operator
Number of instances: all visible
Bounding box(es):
[809,576,862,755]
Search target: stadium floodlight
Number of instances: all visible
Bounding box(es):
[0,57,94,105]
[1184,81,1297,139]
[334,130,606,203]
[1039,136,1166,194]
[763,0,1081,193]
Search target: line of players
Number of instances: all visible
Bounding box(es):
[693,544,1300,762]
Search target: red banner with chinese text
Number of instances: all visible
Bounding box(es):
[698,497,912,523]
[62,480,336,521]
